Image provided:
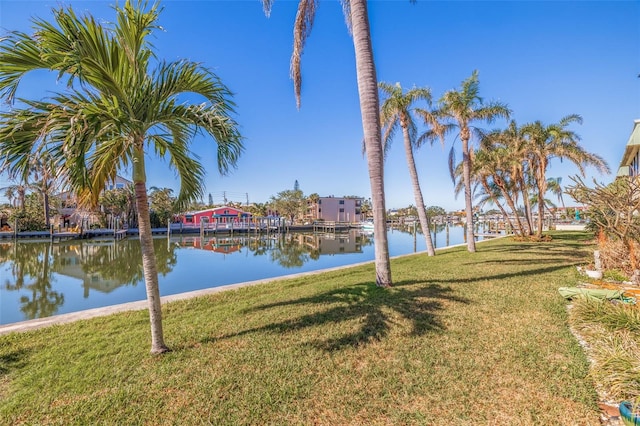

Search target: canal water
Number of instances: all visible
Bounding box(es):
[0,225,481,325]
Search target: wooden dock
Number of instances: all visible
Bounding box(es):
[51,231,81,242]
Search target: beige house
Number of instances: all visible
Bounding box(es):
[617,119,640,177]
[307,196,364,223]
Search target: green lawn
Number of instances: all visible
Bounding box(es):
[0,232,602,425]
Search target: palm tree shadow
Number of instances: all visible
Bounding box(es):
[206,280,469,352]
[0,348,30,376]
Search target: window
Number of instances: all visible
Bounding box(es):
[339,208,344,213]
[339,200,345,205]
[116,183,124,189]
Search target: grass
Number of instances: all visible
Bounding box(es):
[569,297,640,401]
[0,232,604,425]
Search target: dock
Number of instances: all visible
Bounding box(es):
[51,231,81,242]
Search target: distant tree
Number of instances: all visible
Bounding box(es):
[425,206,446,219]
[247,202,268,217]
[398,205,418,218]
[29,154,58,228]
[99,188,131,227]
[271,189,306,223]
[546,177,565,210]
[149,187,176,227]
[9,193,47,231]
[361,198,372,220]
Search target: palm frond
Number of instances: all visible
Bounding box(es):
[291,0,318,109]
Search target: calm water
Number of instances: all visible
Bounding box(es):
[0,225,480,325]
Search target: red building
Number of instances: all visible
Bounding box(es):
[181,206,252,226]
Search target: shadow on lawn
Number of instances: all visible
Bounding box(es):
[206,280,469,352]
[0,348,29,376]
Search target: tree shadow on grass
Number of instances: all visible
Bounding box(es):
[426,263,582,286]
[0,348,29,376]
[205,280,469,352]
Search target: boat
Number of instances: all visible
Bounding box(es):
[360,221,374,230]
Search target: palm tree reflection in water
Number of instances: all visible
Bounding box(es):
[1,228,482,325]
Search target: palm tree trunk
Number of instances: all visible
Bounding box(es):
[518,176,534,235]
[350,0,392,286]
[43,191,50,228]
[461,135,476,252]
[493,177,525,236]
[133,150,169,354]
[480,178,517,235]
[401,122,435,256]
[536,163,547,238]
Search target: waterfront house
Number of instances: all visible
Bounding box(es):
[181,205,252,226]
[306,196,364,223]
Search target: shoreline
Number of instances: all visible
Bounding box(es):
[0,236,504,335]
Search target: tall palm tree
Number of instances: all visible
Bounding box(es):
[0,1,243,354]
[262,0,392,286]
[435,70,510,252]
[522,115,609,237]
[379,82,438,256]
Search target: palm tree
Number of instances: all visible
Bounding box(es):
[522,115,609,237]
[1,175,27,211]
[435,70,510,252]
[476,125,530,236]
[546,177,565,210]
[461,147,520,236]
[30,155,58,228]
[262,0,392,286]
[379,82,437,256]
[0,1,243,354]
[2,186,15,208]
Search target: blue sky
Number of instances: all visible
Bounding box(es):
[0,0,638,211]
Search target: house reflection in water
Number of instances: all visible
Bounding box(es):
[297,233,363,255]
[178,231,368,257]
[179,236,244,254]
[53,242,127,297]
[50,238,177,298]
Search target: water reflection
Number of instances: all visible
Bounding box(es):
[0,226,473,325]
[0,231,375,323]
[176,231,374,268]
[1,242,64,320]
